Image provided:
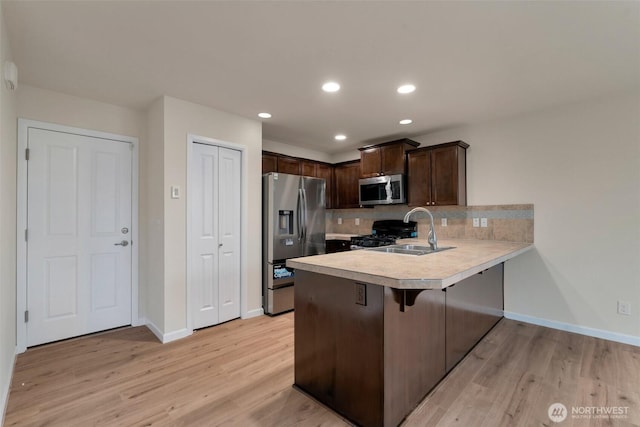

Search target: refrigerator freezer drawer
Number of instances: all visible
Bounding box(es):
[271,262,295,289]
[266,285,294,315]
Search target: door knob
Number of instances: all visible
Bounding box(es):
[114,240,129,247]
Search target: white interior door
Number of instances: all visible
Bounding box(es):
[26,128,132,346]
[191,142,241,329]
[217,147,241,323]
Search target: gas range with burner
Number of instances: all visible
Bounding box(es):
[350,220,417,249]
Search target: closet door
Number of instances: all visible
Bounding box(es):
[191,143,241,329]
[217,147,241,323]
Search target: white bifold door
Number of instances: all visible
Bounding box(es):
[190,142,241,329]
[26,128,132,347]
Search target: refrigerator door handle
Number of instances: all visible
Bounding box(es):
[297,188,303,241]
[301,187,308,242]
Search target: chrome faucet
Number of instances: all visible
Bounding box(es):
[403,207,438,251]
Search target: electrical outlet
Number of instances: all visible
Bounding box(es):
[472,218,480,227]
[441,218,447,227]
[337,217,343,225]
[355,283,367,306]
[355,218,360,226]
[481,218,488,228]
[618,301,631,316]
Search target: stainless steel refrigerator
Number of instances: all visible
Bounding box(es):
[263,172,326,315]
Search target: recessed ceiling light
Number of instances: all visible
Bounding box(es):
[399,119,413,125]
[258,112,272,119]
[322,82,341,93]
[334,134,347,141]
[397,84,416,94]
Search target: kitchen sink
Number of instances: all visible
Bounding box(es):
[366,245,454,256]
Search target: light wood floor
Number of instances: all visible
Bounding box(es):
[4,314,639,426]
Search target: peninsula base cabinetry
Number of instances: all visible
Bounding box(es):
[293,263,505,427]
[294,270,445,427]
[445,263,504,372]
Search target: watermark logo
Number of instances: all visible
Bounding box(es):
[548,403,630,423]
[548,403,568,423]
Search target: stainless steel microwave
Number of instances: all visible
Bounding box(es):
[359,174,406,206]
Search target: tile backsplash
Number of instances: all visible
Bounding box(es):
[326,204,533,243]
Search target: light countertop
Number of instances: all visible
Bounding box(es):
[287,238,533,289]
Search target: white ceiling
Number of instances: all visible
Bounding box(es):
[4,1,639,154]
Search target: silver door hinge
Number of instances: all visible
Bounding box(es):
[25,229,28,241]
[24,310,29,323]
[25,148,30,161]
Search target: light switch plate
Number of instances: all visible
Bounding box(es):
[171,186,180,199]
[481,218,488,228]
[472,218,480,227]
[338,218,343,225]
[441,218,447,227]
[355,218,360,226]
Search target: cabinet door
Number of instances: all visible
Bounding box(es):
[334,162,361,208]
[431,146,459,206]
[316,163,334,209]
[445,264,503,371]
[380,144,406,176]
[301,160,317,177]
[262,153,278,174]
[360,147,381,178]
[325,239,351,253]
[407,150,432,206]
[277,156,301,175]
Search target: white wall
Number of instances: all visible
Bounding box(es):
[144,97,165,330]
[11,88,263,342]
[16,85,148,321]
[16,85,145,138]
[0,5,17,421]
[329,149,360,164]
[413,93,640,339]
[263,138,332,163]
[162,96,263,334]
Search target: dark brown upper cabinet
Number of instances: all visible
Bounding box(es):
[277,156,301,175]
[301,160,334,209]
[407,141,469,207]
[359,139,420,178]
[315,163,334,209]
[262,153,278,174]
[262,152,334,208]
[300,160,317,177]
[333,160,361,209]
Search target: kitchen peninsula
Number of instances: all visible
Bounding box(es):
[287,239,532,427]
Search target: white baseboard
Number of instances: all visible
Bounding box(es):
[1,348,17,426]
[131,316,145,327]
[504,311,640,347]
[242,307,264,319]
[145,321,192,344]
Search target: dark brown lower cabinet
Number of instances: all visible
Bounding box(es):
[325,239,351,253]
[294,271,445,427]
[445,263,504,372]
[294,264,505,427]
